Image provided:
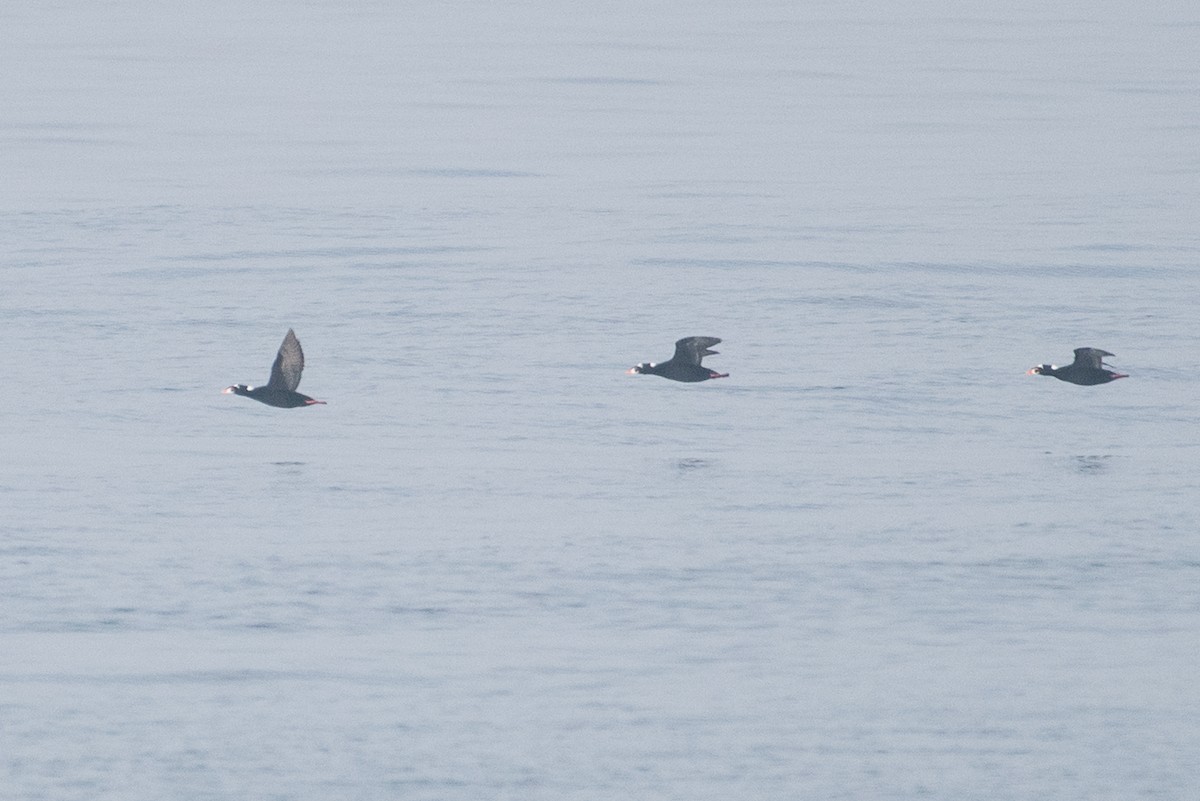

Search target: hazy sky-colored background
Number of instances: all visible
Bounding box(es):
[3,2,1199,799]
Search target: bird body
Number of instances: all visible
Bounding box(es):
[1027,347,1128,386]
[224,329,326,407]
[628,336,729,382]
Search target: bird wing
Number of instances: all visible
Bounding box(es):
[267,329,305,391]
[1073,347,1114,370]
[673,336,722,365]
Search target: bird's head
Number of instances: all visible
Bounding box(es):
[1026,365,1053,376]
[627,362,654,375]
[223,384,251,395]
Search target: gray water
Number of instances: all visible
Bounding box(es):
[3,2,1199,799]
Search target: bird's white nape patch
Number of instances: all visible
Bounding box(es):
[245,385,255,391]
[649,362,656,368]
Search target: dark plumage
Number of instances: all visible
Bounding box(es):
[223,329,327,407]
[1027,347,1128,386]
[628,336,729,383]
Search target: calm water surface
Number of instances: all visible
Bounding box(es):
[3,2,1199,799]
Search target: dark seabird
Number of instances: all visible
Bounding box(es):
[223,329,327,407]
[628,336,729,383]
[1027,347,1128,386]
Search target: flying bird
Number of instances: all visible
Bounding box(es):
[1027,347,1128,386]
[223,329,327,407]
[628,336,729,383]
